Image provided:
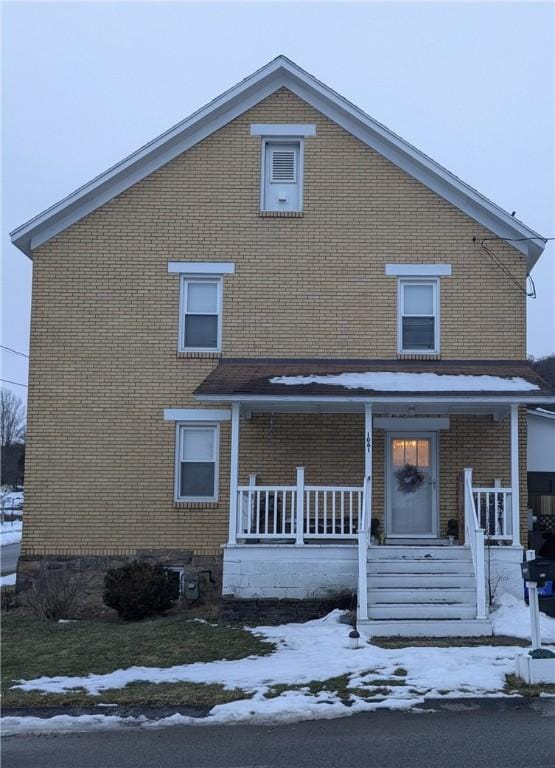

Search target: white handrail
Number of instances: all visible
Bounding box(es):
[464,468,487,620]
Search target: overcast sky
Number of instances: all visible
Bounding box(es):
[2,1,554,405]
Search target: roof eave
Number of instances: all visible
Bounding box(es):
[195,393,555,404]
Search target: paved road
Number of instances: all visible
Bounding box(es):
[1,543,20,576]
[3,699,554,768]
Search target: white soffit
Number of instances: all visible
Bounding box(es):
[385,264,452,277]
[10,56,546,268]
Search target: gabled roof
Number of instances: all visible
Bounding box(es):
[10,55,546,267]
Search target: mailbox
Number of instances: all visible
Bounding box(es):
[521,558,555,587]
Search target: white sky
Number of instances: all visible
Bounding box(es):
[2,1,554,405]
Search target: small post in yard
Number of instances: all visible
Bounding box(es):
[295,466,305,546]
[525,549,542,651]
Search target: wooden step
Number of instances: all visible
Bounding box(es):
[369,559,474,575]
[368,587,476,604]
[369,546,470,561]
[368,603,477,620]
[358,618,493,638]
[367,574,476,589]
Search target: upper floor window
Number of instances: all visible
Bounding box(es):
[398,278,439,353]
[179,277,222,352]
[261,139,303,212]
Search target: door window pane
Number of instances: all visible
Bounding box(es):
[187,282,218,313]
[404,284,434,315]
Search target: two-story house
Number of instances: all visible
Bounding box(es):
[11,57,554,636]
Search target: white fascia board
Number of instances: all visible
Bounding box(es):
[385,264,452,277]
[168,261,235,274]
[195,393,555,405]
[374,417,450,430]
[250,123,316,136]
[164,408,231,422]
[11,55,546,268]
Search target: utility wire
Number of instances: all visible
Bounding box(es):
[0,378,28,388]
[0,345,29,358]
[474,236,555,298]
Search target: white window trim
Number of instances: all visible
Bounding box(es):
[250,123,316,137]
[174,422,220,503]
[397,277,440,355]
[260,137,304,212]
[168,262,235,274]
[386,264,452,277]
[178,275,222,353]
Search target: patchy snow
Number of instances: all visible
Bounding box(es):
[270,372,539,392]
[491,592,555,644]
[1,521,22,546]
[0,490,24,507]
[0,573,16,587]
[10,610,529,699]
[5,604,555,733]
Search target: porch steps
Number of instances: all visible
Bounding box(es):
[362,545,493,637]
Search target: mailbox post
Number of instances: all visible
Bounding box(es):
[523,550,541,650]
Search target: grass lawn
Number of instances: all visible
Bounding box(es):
[1,609,275,709]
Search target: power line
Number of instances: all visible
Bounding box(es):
[0,345,29,358]
[0,378,28,388]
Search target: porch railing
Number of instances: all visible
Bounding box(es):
[464,468,488,620]
[235,468,363,543]
[472,487,513,541]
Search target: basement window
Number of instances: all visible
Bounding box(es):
[261,139,303,212]
[398,279,439,354]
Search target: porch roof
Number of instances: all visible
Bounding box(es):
[194,358,555,406]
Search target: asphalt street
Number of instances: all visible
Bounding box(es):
[2,699,554,768]
[0,543,20,576]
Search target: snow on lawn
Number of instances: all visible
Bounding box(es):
[0,573,16,587]
[1,521,22,546]
[270,372,539,392]
[4,603,555,735]
[491,592,555,643]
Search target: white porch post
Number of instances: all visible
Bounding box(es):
[358,404,372,623]
[228,402,241,546]
[295,466,305,546]
[510,403,521,547]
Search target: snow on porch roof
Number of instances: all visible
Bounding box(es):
[194,358,555,402]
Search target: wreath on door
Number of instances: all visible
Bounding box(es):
[395,463,425,494]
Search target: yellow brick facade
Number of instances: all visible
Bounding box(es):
[23,88,528,558]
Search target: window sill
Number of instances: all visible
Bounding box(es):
[259,210,304,218]
[177,351,222,360]
[174,501,220,509]
[397,353,441,360]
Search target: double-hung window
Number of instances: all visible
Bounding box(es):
[180,277,221,352]
[175,424,219,502]
[398,279,439,353]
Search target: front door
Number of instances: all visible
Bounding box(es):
[386,433,438,537]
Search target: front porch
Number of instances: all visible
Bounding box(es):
[193,357,554,634]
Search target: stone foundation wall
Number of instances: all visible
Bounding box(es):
[16,550,222,616]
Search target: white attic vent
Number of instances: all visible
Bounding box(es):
[271,149,296,183]
[263,141,301,212]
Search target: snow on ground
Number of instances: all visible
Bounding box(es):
[4,601,555,735]
[270,372,539,392]
[1,521,22,546]
[0,573,16,587]
[491,592,555,643]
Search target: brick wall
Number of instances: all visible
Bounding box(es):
[23,88,528,557]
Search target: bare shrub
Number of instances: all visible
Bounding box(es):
[21,563,87,620]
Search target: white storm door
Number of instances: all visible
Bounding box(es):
[386,433,438,537]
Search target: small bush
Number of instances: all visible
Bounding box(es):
[103,561,180,621]
[22,563,85,620]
